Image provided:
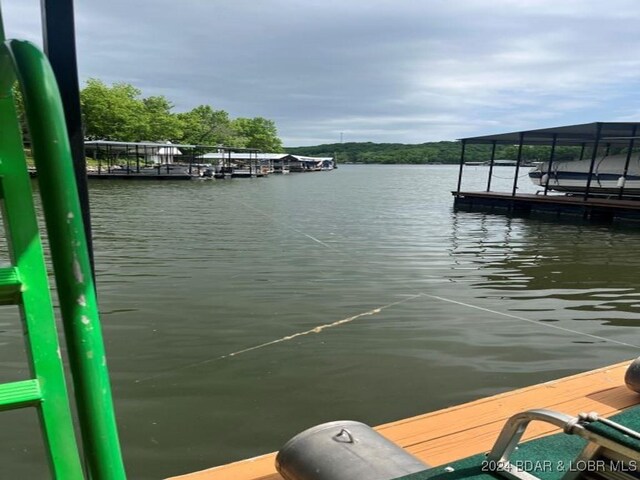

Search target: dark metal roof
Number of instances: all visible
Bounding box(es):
[460,122,640,146]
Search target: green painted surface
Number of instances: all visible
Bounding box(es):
[11,38,126,480]
[396,406,640,480]
[0,266,21,305]
[0,32,85,480]
[5,38,127,479]
[0,379,41,410]
[0,14,126,478]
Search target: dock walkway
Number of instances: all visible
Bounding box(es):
[168,360,637,480]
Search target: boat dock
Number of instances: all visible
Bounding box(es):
[454,122,640,226]
[454,191,640,224]
[87,173,194,180]
[167,360,638,480]
[70,141,336,180]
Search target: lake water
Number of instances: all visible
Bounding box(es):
[2,164,640,479]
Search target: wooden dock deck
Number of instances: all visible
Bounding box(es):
[167,360,638,480]
[454,191,640,225]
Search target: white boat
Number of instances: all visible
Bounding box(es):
[528,153,640,195]
[231,168,256,178]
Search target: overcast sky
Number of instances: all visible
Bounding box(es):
[4,0,640,146]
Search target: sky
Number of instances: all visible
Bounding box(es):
[4,0,640,146]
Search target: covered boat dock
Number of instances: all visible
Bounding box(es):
[83,141,263,180]
[454,122,640,225]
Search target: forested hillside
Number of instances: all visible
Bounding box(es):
[287,142,587,164]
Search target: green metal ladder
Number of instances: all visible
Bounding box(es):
[0,14,126,480]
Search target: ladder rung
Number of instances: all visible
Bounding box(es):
[0,267,21,305]
[0,379,42,411]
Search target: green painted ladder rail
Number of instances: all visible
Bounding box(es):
[0,15,126,480]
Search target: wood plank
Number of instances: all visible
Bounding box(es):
[167,360,638,480]
[378,365,629,445]
[171,454,280,480]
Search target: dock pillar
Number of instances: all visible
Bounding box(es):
[584,123,603,201]
[41,0,94,268]
[486,141,497,192]
[619,125,637,199]
[511,132,524,197]
[543,134,557,196]
[456,140,466,194]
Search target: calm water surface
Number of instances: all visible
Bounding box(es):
[2,165,640,479]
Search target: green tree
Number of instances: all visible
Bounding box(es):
[79,78,284,150]
[80,79,149,141]
[177,105,235,145]
[232,117,283,152]
[142,95,183,141]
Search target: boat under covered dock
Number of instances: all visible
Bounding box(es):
[454,122,640,226]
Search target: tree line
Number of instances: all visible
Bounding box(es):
[287,141,600,165]
[79,79,283,152]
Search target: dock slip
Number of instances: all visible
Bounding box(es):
[76,141,335,180]
[84,141,261,180]
[453,122,640,226]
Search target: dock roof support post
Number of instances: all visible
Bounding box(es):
[511,132,525,197]
[584,122,603,201]
[619,124,637,199]
[543,134,558,196]
[41,0,94,268]
[97,143,101,174]
[456,140,466,194]
[486,141,497,192]
[579,143,586,160]
[125,146,130,175]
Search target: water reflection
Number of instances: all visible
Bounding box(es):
[450,211,640,328]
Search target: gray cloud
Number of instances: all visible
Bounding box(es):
[4,0,640,146]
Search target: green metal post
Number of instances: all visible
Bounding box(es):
[0,46,85,480]
[7,39,127,480]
